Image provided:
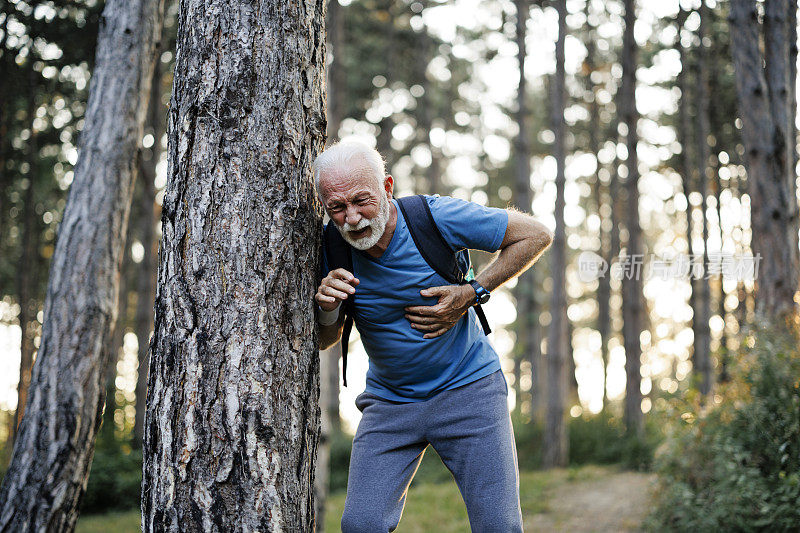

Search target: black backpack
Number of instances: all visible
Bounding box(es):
[322,194,492,387]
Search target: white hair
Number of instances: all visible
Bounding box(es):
[312,141,386,201]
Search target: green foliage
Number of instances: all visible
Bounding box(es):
[568,410,660,470]
[511,409,660,471]
[328,426,355,493]
[80,444,142,514]
[645,321,800,532]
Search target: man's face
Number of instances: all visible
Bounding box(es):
[319,164,392,250]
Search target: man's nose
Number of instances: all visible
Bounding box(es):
[345,205,361,226]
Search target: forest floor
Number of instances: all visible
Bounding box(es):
[523,464,657,532]
[76,464,657,532]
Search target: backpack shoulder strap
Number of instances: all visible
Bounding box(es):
[323,222,354,387]
[396,195,491,335]
[396,195,465,284]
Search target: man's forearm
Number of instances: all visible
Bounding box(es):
[475,230,552,293]
[319,313,346,351]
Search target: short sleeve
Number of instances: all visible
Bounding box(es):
[426,195,508,253]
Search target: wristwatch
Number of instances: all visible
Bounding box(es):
[468,280,491,305]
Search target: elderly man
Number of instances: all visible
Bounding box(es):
[313,141,552,533]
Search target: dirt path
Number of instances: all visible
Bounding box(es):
[524,466,657,532]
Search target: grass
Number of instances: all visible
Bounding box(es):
[76,510,141,533]
[76,465,594,532]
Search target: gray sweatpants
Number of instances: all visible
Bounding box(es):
[340,369,524,532]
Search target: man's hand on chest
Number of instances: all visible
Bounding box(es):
[403,284,476,339]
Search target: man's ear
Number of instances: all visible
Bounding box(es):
[384,175,394,198]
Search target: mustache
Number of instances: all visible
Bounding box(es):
[343,219,372,232]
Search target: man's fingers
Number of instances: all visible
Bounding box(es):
[405,314,437,325]
[316,293,336,304]
[411,322,440,331]
[403,305,440,316]
[321,285,350,301]
[330,268,360,286]
[420,286,447,297]
[424,327,449,339]
[327,278,356,295]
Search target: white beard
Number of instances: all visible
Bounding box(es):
[335,195,391,250]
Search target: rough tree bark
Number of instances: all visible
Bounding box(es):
[140,1,327,531]
[729,0,800,320]
[0,0,165,529]
[543,0,568,468]
[620,0,643,437]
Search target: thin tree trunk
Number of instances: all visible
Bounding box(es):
[620,0,643,437]
[102,236,131,439]
[326,0,344,142]
[0,2,13,243]
[421,31,443,195]
[607,109,622,411]
[789,3,797,175]
[315,346,334,533]
[0,0,165,529]
[706,23,730,384]
[694,0,712,396]
[729,0,800,320]
[12,70,39,443]
[133,46,164,448]
[140,1,327,530]
[543,0,568,468]
[513,0,539,420]
[676,7,701,390]
[584,3,611,411]
[0,4,10,245]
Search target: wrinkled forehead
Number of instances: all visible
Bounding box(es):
[318,159,382,200]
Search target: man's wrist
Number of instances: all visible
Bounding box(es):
[468,280,491,305]
[317,301,341,326]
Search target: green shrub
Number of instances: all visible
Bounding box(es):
[328,427,354,493]
[81,446,142,514]
[568,410,660,470]
[510,408,659,471]
[645,319,800,531]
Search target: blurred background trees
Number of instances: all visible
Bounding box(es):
[0,0,798,529]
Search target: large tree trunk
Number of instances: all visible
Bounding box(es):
[620,0,643,437]
[729,0,800,320]
[0,0,165,529]
[694,0,712,396]
[133,33,166,448]
[543,0,568,468]
[140,1,327,531]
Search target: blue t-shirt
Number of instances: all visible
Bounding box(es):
[320,194,509,402]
